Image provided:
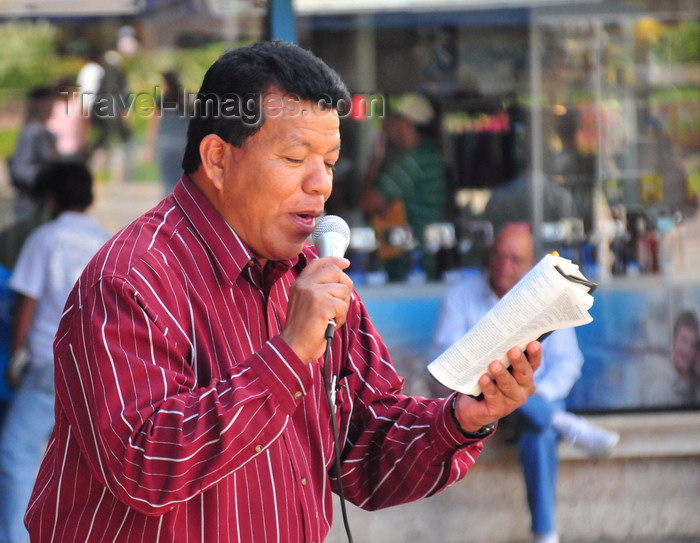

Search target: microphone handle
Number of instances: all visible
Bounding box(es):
[325,320,336,340]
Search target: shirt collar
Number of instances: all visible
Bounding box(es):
[56,210,101,226]
[173,174,308,287]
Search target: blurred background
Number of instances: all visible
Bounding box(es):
[0,1,698,541]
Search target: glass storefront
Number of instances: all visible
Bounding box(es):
[301,1,698,277]
[529,4,699,411]
[531,5,699,280]
[298,0,700,411]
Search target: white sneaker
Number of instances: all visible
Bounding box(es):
[552,411,620,459]
[534,532,559,543]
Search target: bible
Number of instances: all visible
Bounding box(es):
[428,252,596,396]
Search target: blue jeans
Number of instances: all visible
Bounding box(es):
[0,365,55,543]
[516,394,564,537]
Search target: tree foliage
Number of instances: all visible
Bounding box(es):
[0,22,57,93]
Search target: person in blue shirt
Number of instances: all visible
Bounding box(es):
[432,222,619,543]
[0,161,110,543]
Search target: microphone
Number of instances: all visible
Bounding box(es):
[312,215,351,339]
[312,214,351,258]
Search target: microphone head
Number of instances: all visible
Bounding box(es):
[312,215,351,258]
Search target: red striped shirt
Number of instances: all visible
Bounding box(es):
[26,175,484,543]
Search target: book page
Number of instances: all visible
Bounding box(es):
[428,254,594,396]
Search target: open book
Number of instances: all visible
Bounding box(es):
[428,253,596,396]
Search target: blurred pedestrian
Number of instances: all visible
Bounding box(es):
[47,79,90,164]
[0,161,110,543]
[91,50,132,154]
[144,70,189,195]
[77,48,104,119]
[116,25,140,57]
[432,222,619,543]
[6,86,57,221]
[0,265,13,427]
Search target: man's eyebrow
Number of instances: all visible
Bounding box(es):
[283,136,341,153]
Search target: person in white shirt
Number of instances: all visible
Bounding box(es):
[0,161,110,543]
[432,222,619,543]
[77,51,105,118]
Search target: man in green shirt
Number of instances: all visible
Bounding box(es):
[362,93,448,281]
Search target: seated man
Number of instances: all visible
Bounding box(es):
[432,222,619,543]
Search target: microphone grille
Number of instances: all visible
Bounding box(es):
[312,215,351,245]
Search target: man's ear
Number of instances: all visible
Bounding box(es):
[198,134,228,190]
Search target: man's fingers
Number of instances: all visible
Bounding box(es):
[487,357,534,400]
[525,341,542,371]
[506,343,541,383]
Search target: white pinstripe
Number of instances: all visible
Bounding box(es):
[26,176,486,543]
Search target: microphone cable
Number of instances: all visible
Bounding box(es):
[323,324,354,543]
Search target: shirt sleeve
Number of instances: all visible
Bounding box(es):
[430,274,486,360]
[431,281,470,359]
[332,294,487,511]
[54,273,313,515]
[534,327,584,402]
[375,161,408,203]
[9,226,49,299]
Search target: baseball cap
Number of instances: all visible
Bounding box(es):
[392,93,435,126]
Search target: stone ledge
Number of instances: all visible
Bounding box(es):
[478,411,700,463]
[558,411,700,460]
[328,412,700,542]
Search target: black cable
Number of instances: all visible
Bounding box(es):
[323,330,354,543]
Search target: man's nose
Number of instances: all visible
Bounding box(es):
[303,159,333,199]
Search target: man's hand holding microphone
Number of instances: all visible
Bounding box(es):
[282,215,353,364]
[282,214,540,434]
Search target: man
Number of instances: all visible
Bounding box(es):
[432,222,619,543]
[7,86,57,222]
[0,161,110,543]
[670,310,699,404]
[359,92,448,281]
[25,42,540,543]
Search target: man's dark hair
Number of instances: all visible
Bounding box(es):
[27,86,54,102]
[35,161,94,212]
[181,40,350,174]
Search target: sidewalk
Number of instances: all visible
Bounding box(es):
[91,177,163,234]
[325,411,700,543]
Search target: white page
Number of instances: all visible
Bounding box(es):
[428,254,594,396]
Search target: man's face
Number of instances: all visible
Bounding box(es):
[488,228,535,298]
[383,115,412,149]
[672,324,699,378]
[217,97,341,266]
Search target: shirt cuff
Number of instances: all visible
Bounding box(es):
[247,336,314,414]
[432,393,496,449]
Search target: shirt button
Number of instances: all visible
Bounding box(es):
[255,445,263,453]
[294,391,303,400]
[300,476,307,486]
